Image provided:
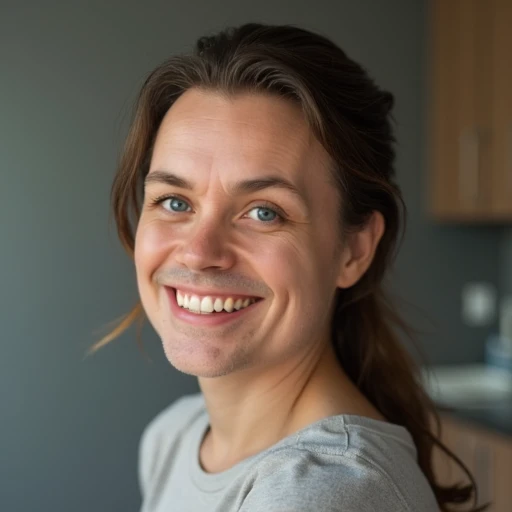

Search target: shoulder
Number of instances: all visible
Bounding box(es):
[239,416,438,512]
[137,392,205,495]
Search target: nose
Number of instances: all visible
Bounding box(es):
[173,214,236,272]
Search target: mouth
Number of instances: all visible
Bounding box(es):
[165,286,264,326]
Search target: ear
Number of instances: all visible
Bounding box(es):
[335,211,385,289]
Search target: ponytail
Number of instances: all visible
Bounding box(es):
[332,286,488,511]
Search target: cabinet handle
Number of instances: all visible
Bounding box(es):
[458,127,480,205]
[508,123,512,191]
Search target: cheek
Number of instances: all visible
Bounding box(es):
[254,236,335,348]
[254,235,331,300]
[134,218,173,272]
[134,220,175,317]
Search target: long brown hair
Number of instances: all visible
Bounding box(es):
[87,23,488,511]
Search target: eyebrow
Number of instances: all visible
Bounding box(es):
[144,170,308,207]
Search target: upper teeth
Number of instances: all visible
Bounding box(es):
[176,290,257,314]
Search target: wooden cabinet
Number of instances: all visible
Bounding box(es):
[428,0,512,221]
[490,0,512,217]
[433,413,512,511]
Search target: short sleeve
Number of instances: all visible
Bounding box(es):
[237,450,410,512]
[137,393,204,499]
[137,421,156,499]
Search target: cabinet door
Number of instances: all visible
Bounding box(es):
[435,414,512,511]
[490,0,512,218]
[490,433,512,512]
[434,416,492,509]
[429,0,494,220]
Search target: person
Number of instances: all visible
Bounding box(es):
[88,23,487,512]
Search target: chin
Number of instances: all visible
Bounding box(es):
[160,336,239,378]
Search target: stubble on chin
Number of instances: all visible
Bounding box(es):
[159,326,257,378]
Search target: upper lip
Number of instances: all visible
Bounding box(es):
[165,285,263,300]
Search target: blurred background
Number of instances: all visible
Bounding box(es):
[1,0,511,510]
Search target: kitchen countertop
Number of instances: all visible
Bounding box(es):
[422,363,512,438]
[437,400,512,438]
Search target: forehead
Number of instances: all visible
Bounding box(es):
[150,88,333,188]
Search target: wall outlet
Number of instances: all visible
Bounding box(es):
[461,281,497,327]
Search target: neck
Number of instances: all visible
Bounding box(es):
[197,340,385,473]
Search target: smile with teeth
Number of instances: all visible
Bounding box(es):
[175,289,258,314]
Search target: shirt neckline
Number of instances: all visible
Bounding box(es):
[187,401,415,493]
[189,409,263,492]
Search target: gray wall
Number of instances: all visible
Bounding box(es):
[0,1,503,510]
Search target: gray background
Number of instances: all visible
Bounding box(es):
[1,0,510,510]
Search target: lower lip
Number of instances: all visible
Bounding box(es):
[165,287,262,327]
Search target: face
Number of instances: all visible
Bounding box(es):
[134,88,349,378]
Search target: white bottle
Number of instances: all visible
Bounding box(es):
[499,295,512,356]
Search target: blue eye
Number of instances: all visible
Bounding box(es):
[148,194,193,213]
[149,194,191,212]
[168,197,190,212]
[247,206,279,222]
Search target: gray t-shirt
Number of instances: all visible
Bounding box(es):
[138,393,438,511]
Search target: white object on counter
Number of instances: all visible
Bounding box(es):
[499,295,512,356]
[421,364,512,408]
[461,282,497,327]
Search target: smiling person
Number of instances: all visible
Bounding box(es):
[89,23,485,512]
